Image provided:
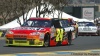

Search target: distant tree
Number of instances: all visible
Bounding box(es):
[0,0,12,24]
[44,0,68,18]
[32,0,68,18]
[0,0,35,25]
[0,0,69,25]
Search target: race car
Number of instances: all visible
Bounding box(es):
[78,22,98,36]
[62,18,78,38]
[5,17,75,47]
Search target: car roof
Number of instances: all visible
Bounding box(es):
[29,17,51,20]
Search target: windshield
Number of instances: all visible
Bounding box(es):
[60,20,70,27]
[78,22,95,26]
[22,19,51,27]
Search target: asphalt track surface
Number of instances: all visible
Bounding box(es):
[0,36,100,54]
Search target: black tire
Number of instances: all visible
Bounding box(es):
[68,30,72,45]
[75,30,78,38]
[44,34,50,47]
[98,30,100,36]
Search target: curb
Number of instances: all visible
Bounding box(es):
[0,49,100,56]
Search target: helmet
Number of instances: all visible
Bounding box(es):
[44,22,48,27]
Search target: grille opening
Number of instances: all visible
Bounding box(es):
[13,35,27,40]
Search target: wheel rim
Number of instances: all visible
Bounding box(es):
[44,41,49,47]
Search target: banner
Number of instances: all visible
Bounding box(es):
[82,8,94,20]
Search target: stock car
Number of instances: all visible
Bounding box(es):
[62,18,78,38]
[78,22,98,36]
[5,17,76,47]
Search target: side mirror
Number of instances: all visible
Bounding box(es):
[71,23,76,25]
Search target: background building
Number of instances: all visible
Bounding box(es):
[64,0,100,20]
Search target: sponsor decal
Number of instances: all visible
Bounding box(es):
[12,27,45,31]
[82,8,94,20]
[56,28,64,42]
[84,10,92,16]
[64,27,74,32]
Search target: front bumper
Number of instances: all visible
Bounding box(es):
[5,33,45,46]
[78,32,98,36]
[6,38,44,46]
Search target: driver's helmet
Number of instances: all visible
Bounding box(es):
[44,22,48,27]
[34,21,39,26]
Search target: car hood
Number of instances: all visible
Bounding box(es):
[9,27,51,34]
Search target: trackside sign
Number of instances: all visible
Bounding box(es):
[82,8,94,20]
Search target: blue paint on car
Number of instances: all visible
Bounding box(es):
[55,52,73,54]
[16,54,37,56]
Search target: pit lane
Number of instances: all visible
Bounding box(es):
[0,36,100,54]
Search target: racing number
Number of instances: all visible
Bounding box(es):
[56,28,64,42]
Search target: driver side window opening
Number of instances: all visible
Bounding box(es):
[52,20,62,28]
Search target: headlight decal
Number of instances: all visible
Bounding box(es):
[30,32,39,35]
[39,33,45,39]
[92,27,97,30]
[30,32,45,39]
[7,31,14,34]
[78,28,83,30]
